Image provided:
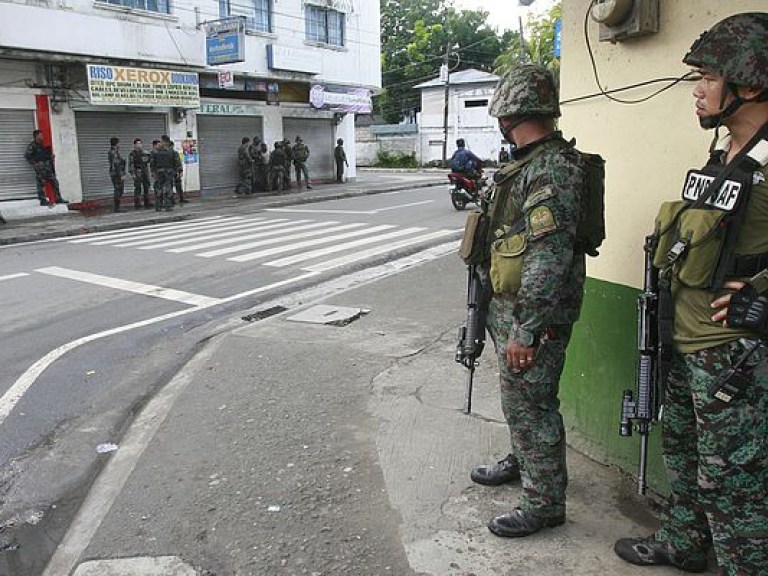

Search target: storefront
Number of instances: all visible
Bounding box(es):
[197,103,263,193]
[282,117,334,182]
[75,111,168,201]
[0,109,37,202]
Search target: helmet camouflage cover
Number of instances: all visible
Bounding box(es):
[683,12,768,89]
[488,63,560,119]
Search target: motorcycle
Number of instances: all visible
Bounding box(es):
[448,170,487,210]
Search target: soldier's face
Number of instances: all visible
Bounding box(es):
[692,68,730,122]
[134,141,143,150]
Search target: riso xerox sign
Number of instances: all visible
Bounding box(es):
[87,64,200,107]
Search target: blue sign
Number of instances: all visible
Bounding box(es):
[206,32,244,66]
[554,19,562,59]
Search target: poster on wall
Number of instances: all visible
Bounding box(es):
[86,64,200,107]
[182,139,199,164]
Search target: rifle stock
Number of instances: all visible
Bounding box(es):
[620,234,664,495]
[456,265,490,414]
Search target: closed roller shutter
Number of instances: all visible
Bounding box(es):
[75,112,167,200]
[0,110,37,201]
[282,118,334,181]
[198,115,263,192]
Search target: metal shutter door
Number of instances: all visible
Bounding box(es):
[75,112,167,200]
[282,118,334,181]
[0,110,37,201]
[198,115,263,192]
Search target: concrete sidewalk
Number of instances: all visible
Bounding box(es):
[41,254,715,576]
[0,169,447,245]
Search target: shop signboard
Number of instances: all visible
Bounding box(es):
[309,85,372,114]
[206,17,246,66]
[86,64,200,107]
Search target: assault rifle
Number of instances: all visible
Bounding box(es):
[619,234,665,495]
[456,265,491,414]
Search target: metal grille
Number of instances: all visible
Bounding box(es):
[197,114,263,192]
[282,117,333,182]
[75,111,167,200]
[0,110,37,202]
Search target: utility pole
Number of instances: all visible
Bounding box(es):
[441,44,451,165]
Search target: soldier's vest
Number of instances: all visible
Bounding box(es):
[653,148,768,290]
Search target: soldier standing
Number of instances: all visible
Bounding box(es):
[269,141,287,192]
[615,13,768,574]
[237,137,253,195]
[498,146,510,164]
[129,138,152,209]
[293,135,312,190]
[151,138,178,212]
[282,138,294,190]
[162,136,187,204]
[248,136,263,192]
[468,64,590,538]
[334,138,348,183]
[108,137,127,213]
[24,129,66,206]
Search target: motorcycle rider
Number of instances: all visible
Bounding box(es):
[449,138,484,190]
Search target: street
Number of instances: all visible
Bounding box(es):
[0,185,465,575]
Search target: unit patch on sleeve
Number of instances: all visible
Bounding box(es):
[528,205,558,239]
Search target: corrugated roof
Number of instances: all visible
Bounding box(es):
[413,68,500,89]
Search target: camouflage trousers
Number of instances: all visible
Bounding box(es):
[487,296,572,518]
[655,340,768,575]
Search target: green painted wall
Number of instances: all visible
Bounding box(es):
[560,277,669,495]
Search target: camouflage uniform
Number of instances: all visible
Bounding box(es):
[151,143,179,211]
[334,139,347,183]
[482,64,588,526]
[282,138,294,189]
[108,143,126,212]
[237,140,253,195]
[128,146,152,208]
[269,142,287,192]
[292,136,311,189]
[615,13,768,575]
[25,139,64,206]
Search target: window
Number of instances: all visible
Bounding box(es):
[464,99,489,108]
[305,5,345,47]
[104,0,170,14]
[219,0,271,33]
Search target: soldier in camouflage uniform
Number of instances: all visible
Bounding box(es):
[468,63,589,538]
[292,135,312,189]
[108,136,127,212]
[615,13,768,575]
[282,137,294,190]
[25,129,66,206]
[128,138,152,209]
[236,137,253,195]
[269,141,287,192]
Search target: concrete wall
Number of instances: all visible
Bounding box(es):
[557,0,767,493]
[355,125,418,167]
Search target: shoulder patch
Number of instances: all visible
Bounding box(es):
[523,185,556,211]
[528,205,558,239]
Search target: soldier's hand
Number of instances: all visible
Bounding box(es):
[711,281,745,326]
[505,340,536,372]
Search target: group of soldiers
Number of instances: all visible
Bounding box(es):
[109,135,186,213]
[237,135,312,195]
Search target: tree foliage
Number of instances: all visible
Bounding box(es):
[493,3,562,77]
[377,0,507,123]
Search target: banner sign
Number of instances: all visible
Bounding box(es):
[218,70,234,89]
[198,103,262,116]
[309,85,372,114]
[206,17,246,66]
[87,64,199,107]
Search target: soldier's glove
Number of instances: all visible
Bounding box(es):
[727,270,768,335]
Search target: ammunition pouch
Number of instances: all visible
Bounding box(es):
[459,210,490,265]
[489,228,526,295]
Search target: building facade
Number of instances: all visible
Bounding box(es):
[414,68,502,166]
[0,0,380,205]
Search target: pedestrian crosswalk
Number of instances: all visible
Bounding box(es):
[65,215,461,272]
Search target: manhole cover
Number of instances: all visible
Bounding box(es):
[287,304,368,326]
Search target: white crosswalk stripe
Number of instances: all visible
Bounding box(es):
[66,215,461,271]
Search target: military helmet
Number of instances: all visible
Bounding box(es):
[683,12,768,89]
[488,63,560,119]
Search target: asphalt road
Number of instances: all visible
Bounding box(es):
[0,186,466,571]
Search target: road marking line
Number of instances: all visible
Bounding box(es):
[164,220,324,253]
[264,200,433,215]
[228,225,400,263]
[0,273,30,282]
[114,217,275,248]
[144,219,303,250]
[303,229,461,272]
[197,223,366,258]
[36,267,221,307]
[86,218,247,246]
[51,216,226,242]
[65,216,236,243]
[0,271,320,428]
[260,226,424,267]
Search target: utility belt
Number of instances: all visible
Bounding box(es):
[725,253,768,278]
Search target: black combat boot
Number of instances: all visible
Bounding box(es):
[614,537,708,573]
[488,508,565,538]
[470,454,520,486]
